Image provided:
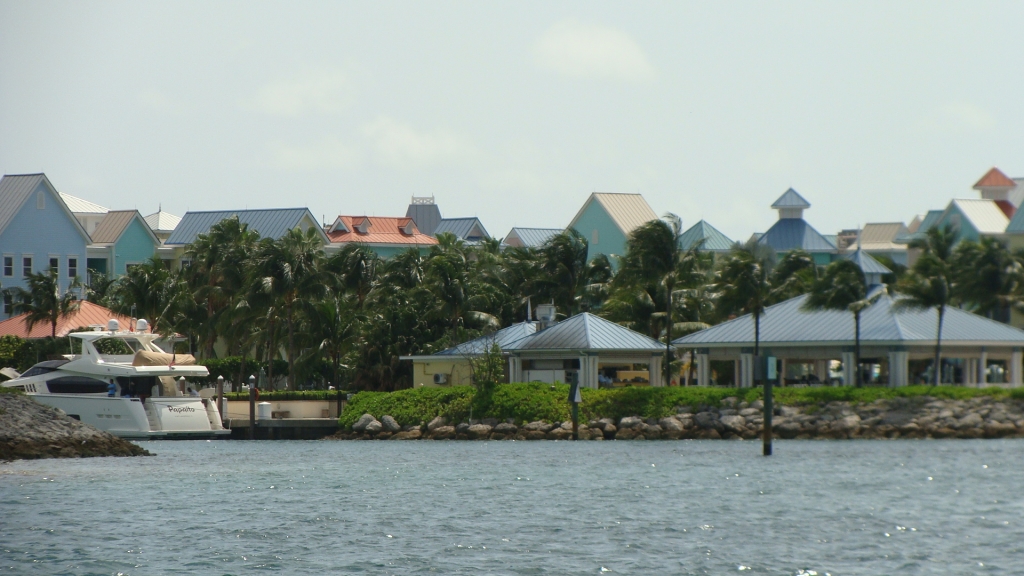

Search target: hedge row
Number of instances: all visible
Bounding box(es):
[339,383,1024,428]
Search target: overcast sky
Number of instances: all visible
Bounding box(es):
[2,1,1022,242]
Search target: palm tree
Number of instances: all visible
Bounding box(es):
[769,250,817,304]
[538,229,601,317]
[803,259,881,387]
[251,227,328,390]
[896,224,958,385]
[952,237,1024,322]
[4,270,83,338]
[423,233,497,340]
[714,242,773,361]
[105,256,172,332]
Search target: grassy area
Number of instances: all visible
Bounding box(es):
[339,383,1024,428]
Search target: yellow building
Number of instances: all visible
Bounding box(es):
[401,322,537,388]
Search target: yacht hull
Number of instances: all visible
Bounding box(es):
[28,394,230,440]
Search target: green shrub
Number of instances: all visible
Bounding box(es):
[339,383,1020,428]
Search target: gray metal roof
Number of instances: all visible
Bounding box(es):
[899,210,945,243]
[165,208,326,245]
[679,220,734,251]
[59,192,108,214]
[406,201,442,235]
[502,227,563,248]
[144,210,181,233]
[435,322,538,356]
[674,293,1024,347]
[771,188,811,209]
[434,217,490,240]
[846,249,891,275]
[757,218,837,252]
[0,174,91,241]
[505,313,667,352]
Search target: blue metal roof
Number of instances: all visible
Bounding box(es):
[1006,203,1024,233]
[435,322,537,356]
[679,220,734,251]
[846,249,891,275]
[757,218,836,252]
[165,208,325,245]
[505,313,667,352]
[898,210,945,243]
[434,217,490,240]
[674,292,1024,347]
[502,227,563,248]
[771,188,811,209]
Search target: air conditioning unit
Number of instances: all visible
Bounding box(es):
[433,373,448,385]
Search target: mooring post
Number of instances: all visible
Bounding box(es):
[216,375,225,425]
[763,356,775,457]
[335,384,343,419]
[568,380,581,440]
[248,375,256,440]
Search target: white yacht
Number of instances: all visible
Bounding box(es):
[1,320,229,439]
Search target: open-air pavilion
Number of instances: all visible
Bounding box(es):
[673,292,1024,387]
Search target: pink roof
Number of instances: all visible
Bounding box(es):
[974,167,1016,189]
[326,216,439,246]
[0,301,147,338]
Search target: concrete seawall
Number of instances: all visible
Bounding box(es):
[0,394,151,460]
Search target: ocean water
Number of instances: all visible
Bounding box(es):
[1,439,1022,575]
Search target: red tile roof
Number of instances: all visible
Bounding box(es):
[326,216,439,246]
[995,199,1016,219]
[0,301,147,339]
[974,167,1016,189]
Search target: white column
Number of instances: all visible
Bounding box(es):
[815,360,829,383]
[509,357,521,383]
[978,351,988,387]
[887,351,908,387]
[780,358,787,386]
[739,353,753,388]
[1012,350,1022,387]
[964,358,975,386]
[842,352,856,386]
[697,354,710,386]
[649,355,663,387]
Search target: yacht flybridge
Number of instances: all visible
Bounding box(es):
[2,319,228,439]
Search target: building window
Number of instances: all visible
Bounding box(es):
[3,294,11,315]
[22,256,32,277]
[2,256,11,277]
[49,257,59,273]
[68,258,78,278]
[591,229,599,245]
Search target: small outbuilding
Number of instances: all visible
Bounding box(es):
[505,313,670,388]
[674,292,1024,387]
[401,322,537,387]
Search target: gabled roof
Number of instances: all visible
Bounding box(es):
[434,217,489,241]
[59,192,108,214]
[434,322,538,356]
[757,218,836,252]
[165,208,327,245]
[846,249,891,275]
[1004,197,1024,233]
[674,292,1024,347]
[568,193,658,236]
[678,220,734,251]
[771,188,811,209]
[90,210,159,245]
[502,227,564,248]
[1008,178,1024,208]
[949,198,1009,235]
[326,216,438,246]
[504,313,666,352]
[974,167,1016,189]
[144,210,181,233]
[854,222,909,252]
[405,198,442,235]
[0,174,92,242]
[898,210,944,243]
[0,301,147,339]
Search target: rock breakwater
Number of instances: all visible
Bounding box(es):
[0,394,151,460]
[328,395,1024,441]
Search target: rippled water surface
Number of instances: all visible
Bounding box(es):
[2,439,1023,575]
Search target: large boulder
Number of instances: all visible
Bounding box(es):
[619,416,643,429]
[381,415,402,433]
[427,416,447,431]
[523,421,553,432]
[694,412,722,432]
[467,424,493,439]
[428,426,456,440]
[720,415,747,435]
[494,422,517,435]
[352,414,377,432]
[547,427,572,440]
[364,420,383,434]
[390,429,422,440]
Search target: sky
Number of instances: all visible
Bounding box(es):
[2,1,1022,242]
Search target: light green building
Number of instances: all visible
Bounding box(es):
[568,192,658,262]
[86,210,160,276]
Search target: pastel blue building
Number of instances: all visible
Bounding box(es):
[756,189,838,265]
[0,174,91,320]
[678,220,735,254]
[568,193,658,262]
